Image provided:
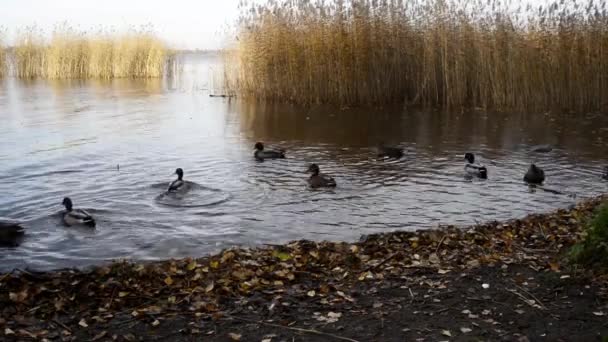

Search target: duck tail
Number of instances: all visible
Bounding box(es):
[84,218,96,228]
[279,151,286,158]
[479,167,488,179]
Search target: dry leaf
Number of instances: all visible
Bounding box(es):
[118,291,129,298]
[441,330,452,337]
[229,332,242,341]
[152,320,160,327]
[78,319,88,328]
[187,261,198,271]
[164,276,174,286]
[593,312,605,316]
[460,327,472,333]
[91,331,107,341]
[307,290,316,297]
[205,282,215,293]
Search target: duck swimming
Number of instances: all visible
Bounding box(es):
[524,164,545,184]
[254,142,285,161]
[62,197,96,227]
[377,144,404,159]
[464,153,488,179]
[0,219,25,246]
[307,163,337,188]
[168,168,185,192]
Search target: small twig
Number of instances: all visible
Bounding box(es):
[52,319,72,333]
[226,315,361,342]
[506,289,545,310]
[408,288,414,303]
[512,284,547,310]
[435,235,447,254]
[365,252,400,272]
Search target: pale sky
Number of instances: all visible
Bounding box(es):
[0,0,240,49]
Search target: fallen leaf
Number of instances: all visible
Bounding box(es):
[164,276,174,286]
[593,312,605,316]
[5,328,15,335]
[187,260,198,271]
[210,261,219,269]
[152,320,160,327]
[91,331,107,341]
[205,282,215,293]
[118,291,129,298]
[229,332,242,341]
[438,269,450,274]
[441,330,452,337]
[307,290,316,297]
[261,339,272,342]
[272,250,292,261]
[78,319,88,328]
[460,327,472,333]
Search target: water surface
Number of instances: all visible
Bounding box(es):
[1,54,607,271]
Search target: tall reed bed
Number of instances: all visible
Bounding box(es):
[0,29,7,78]
[14,26,170,79]
[226,0,608,111]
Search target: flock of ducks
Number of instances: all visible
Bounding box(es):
[1,141,607,247]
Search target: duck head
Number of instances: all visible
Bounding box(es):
[254,142,264,151]
[464,153,475,164]
[62,197,73,211]
[174,168,184,180]
[307,163,320,176]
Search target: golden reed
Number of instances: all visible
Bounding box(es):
[12,26,169,79]
[225,0,608,111]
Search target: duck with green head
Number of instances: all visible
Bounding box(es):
[524,164,545,184]
[306,163,337,188]
[168,168,185,192]
[254,142,285,161]
[464,153,488,179]
[377,143,404,159]
[62,197,96,227]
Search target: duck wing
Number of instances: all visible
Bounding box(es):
[168,179,184,192]
[65,209,96,227]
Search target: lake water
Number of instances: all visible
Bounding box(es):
[1,54,607,271]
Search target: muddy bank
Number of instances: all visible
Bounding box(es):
[1,196,608,341]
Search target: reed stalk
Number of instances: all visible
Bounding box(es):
[13,26,169,79]
[225,0,608,111]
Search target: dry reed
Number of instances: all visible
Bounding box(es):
[13,26,170,79]
[225,0,608,111]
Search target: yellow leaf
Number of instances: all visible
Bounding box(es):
[118,291,129,298]
[168,296,176,304]
[164,276,174,286]
[272,250,292,261]
[187,261,198,271]
[210,261,219,269]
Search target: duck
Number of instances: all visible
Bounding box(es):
[168,168,185,192]
[0,219,25,246]
[62,197,96,227]
[307,163,337,188]
[531,144,553,153]
[464,153,488,179]
[377,144,404,159]
[524,164,545,184]
[602,166,608,180]
[254,142,285,161]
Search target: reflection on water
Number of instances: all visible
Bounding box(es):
[0,54,607,271]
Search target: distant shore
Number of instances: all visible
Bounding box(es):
[1,195,607,341]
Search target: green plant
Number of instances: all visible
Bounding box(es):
[569,203,608,267]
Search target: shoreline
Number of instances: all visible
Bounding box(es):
[1,195,607,341]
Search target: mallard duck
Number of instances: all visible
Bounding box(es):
[307,163,337,188]
[62,197,96,227]
[168,168,185,192]
[464,153,488,179]
[377,144,404,159]
[0,219,25,246]
[254,142,285,160]
[531,144,553,153]
[524,164,545,184]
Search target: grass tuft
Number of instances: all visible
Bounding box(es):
[225,0,608,111]
[570,203,608,267]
